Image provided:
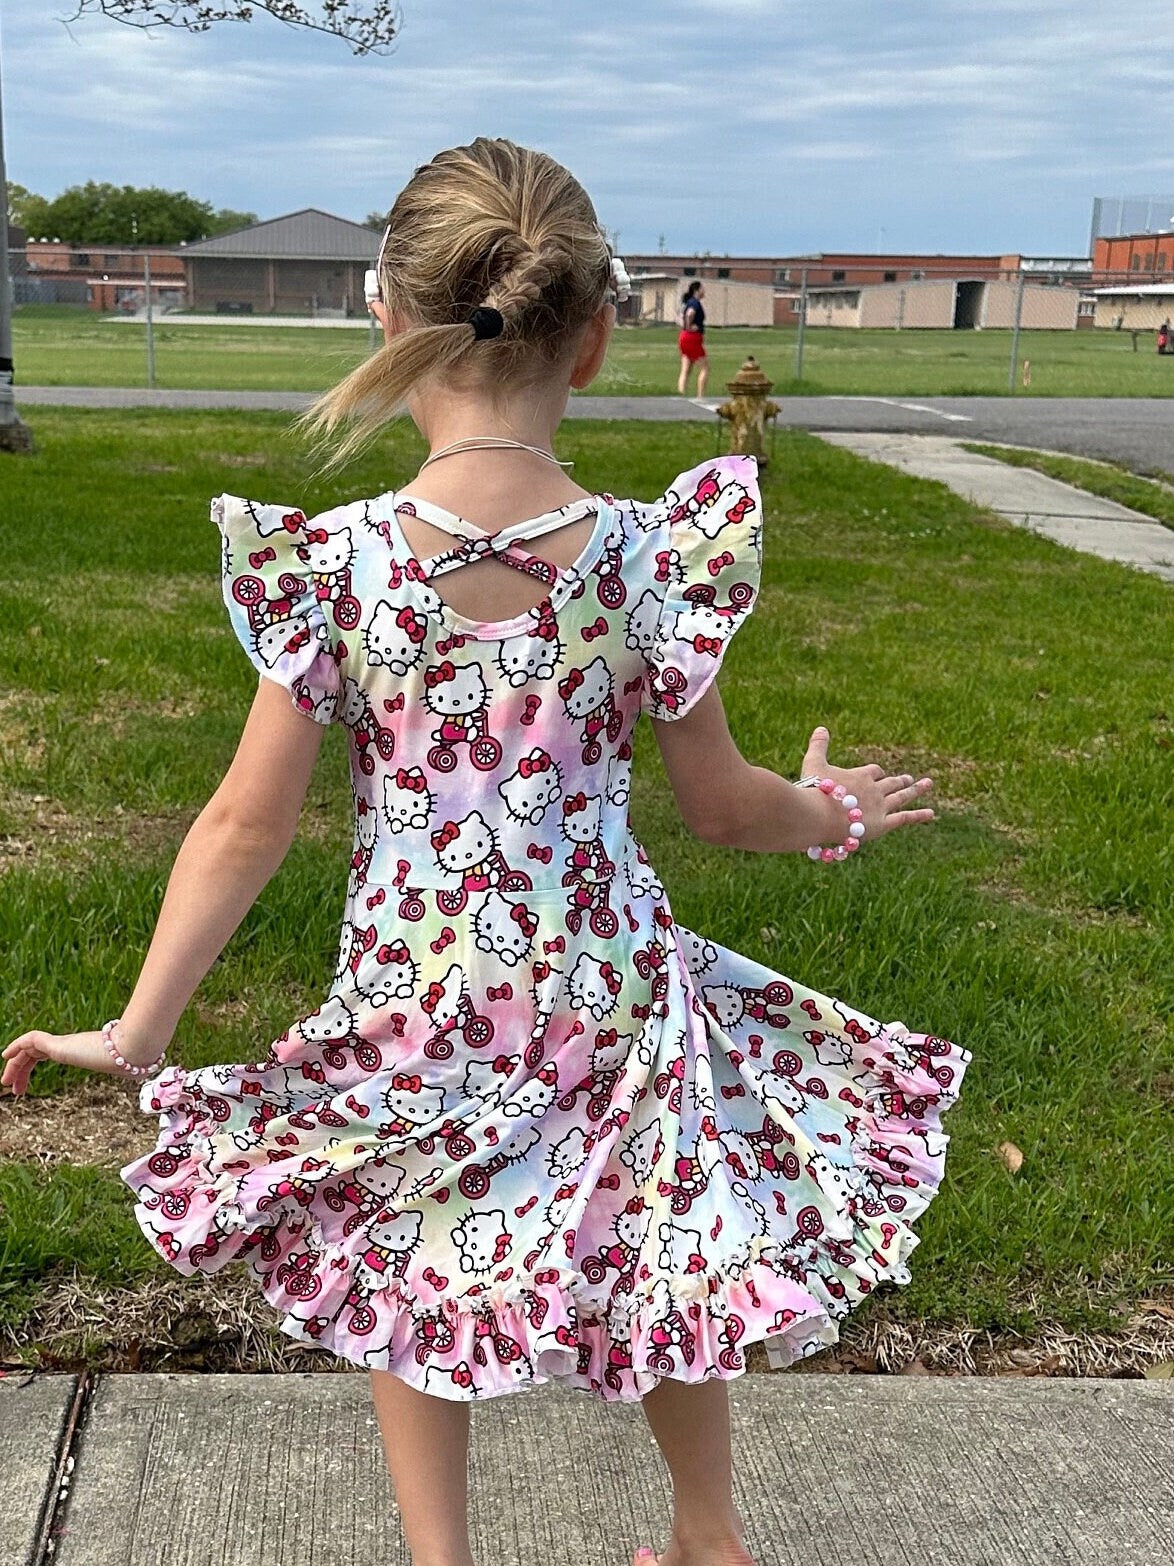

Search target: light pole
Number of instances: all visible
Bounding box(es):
[0,26,34,452]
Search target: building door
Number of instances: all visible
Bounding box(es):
[953,280,984,329]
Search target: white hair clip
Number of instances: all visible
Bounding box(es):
[610,256,631,302]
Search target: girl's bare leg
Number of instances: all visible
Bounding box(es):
[696,359,709,398]
[369,1369,477,1566]
[636,1377,757,1566]
[677,354,692,396]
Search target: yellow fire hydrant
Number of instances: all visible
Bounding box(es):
[717,356,780,465]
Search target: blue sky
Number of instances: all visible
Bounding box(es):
[5,0,1174,257]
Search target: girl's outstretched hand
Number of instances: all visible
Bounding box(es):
[800,725,935,841]
[1,1029,148,1098]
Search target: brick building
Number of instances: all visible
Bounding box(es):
[181,209,378,316]
[1093,232,1174,283]
[22,241,185,310]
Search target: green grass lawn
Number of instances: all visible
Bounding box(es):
[966,443,1174,529]
[13,303,1174,398]
[0,410,1171,1369]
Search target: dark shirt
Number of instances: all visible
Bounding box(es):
[682,295,706,333]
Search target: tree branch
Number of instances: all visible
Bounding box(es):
[65,1,403,56]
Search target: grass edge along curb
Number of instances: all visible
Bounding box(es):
[962,442,1174,532]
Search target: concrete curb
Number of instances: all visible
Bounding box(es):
[815,432,1174,582]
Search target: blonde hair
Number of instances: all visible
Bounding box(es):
[298,137,614,466]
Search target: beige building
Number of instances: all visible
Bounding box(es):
[626,273,774,327]
[1090,285,1174,329]
[803,277,1078,330]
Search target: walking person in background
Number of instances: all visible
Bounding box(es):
[1157,319,1171,355]
[677,279,709,396]
[4,137,969,1566]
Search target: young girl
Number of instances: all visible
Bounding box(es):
[677,280,708,397]
[3,138,969,1566]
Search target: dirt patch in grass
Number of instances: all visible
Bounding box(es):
[0,1078,154,1169]
[2,1269,1171,1378]
[0,796,197,872]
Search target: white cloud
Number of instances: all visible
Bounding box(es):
[5,0,1174,255]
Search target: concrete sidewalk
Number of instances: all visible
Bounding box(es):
[3,1371,1173,1565]
[816,432,1174,582]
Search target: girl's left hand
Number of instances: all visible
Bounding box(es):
[1,1028,156,1097]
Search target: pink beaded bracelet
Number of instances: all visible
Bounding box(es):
[798,776,866,862]
[101,1017,167,1079]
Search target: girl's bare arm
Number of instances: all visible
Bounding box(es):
[3,678,327,1092]
[651,684,934,853]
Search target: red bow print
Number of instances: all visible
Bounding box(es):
[376,943,409,966]
[390,1073,422,1093]
[431,820,460,849]
[284,627,311,653]
[303,527,329,545]
[511,906,537,936]
[726,493,755,524]
[654,550,675,583]
[248,548,276,569]
[520,694,541,726]
[558,668,585,699]
[692,634,722,656]
[395,768,427,793]
[582,616,607,642]
[396,606,426,643]
[531,607,558,642]
[518,750,550,778]
[527,844,553,863]
[707,550,735,577]
[599,962,623,996]
[562,792,587,816]
[281,511,306,533]
[425,660,457,687]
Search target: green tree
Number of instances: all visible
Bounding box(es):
[364,211,388,230]
[209,207,259,236]
[24,182,218,245]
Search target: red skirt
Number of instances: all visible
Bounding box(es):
[678,329,707,363]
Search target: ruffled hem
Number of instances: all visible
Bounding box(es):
[120,1021,969,1402]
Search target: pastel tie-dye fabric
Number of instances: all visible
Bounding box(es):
[119,455,970,1402]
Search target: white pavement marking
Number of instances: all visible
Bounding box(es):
[824,395,972,422]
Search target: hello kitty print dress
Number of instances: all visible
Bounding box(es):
[120,455,970,1402]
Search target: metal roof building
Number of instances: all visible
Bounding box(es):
[181,208,380,316]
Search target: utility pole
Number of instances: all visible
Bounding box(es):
[0,27,34,452]
[1007,272,1026,394]
[794,268,809,382]
[144,250,156,388]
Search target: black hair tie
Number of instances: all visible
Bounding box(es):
[467,306,505,341]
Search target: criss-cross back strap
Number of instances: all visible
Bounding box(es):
[395,496,600,587]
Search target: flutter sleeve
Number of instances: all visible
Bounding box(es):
[640,454,763,720]
[211,493,342,725]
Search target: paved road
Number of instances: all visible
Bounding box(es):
[4,1372,1173,1566]
[15,387,1174,473]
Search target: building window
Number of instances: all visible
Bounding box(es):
[683,267,696,277]
[831,269,846,282]
[911,269,926,280]
[1131,254,1141,270]
[775,267,790,284]
[105,254,120,267]
[883,270,897,283]
[1159,254,1168,271]
[716,267,730,279]
[71,252,90,268]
